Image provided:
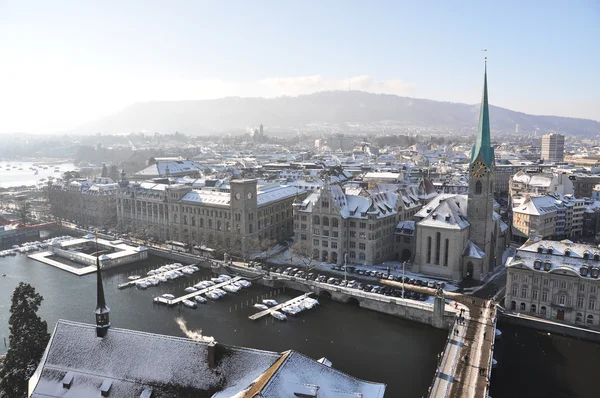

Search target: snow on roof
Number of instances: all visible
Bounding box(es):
[257,186,302,206]
[463,240,487,259]
[364,172,401,180]
[500,220,509,232]
[396,220,415,230]
[30,320,280,397]
[181,190,231,206]
[135,160,205,177]
[257,350,386,398]
[513,196,559,216]
[417,194,469,230]
[509,239,600,278]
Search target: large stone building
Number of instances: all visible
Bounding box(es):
[509,170,573,207]
[117,178,303,256]
[48,178,118,228]
[506,239,600,331]
[293,183,421,265]
[541,132,565,162]
[413,63,508,281]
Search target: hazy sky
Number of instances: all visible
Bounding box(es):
[1,0,599,133]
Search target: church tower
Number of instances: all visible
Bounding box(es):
[94,235,110,338]
[467,60,496,275]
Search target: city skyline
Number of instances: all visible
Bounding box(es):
[1,0,599,133]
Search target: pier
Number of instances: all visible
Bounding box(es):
[153,276,243,306]
[117,263,197,289]
[248,292,313,320]
[28,252,97,276]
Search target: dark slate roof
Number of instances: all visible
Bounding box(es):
[29,320,280,397]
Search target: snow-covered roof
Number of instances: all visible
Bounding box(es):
[364,172,401,180]
[513,196,559,216]
[134,160,205,178]
[508,239,600,280]
[181,190,231,207]
[257,186,301,206]
[417,194,470,230]
[30,320,386,398]
[463,240,486,259]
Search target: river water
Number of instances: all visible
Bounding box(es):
[0,246,446,397]
[0,161,78,188]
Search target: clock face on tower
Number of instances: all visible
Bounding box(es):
[471,161,488,178]
[247,192,253,199]
[235,193,241,200]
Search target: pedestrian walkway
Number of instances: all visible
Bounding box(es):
[429,297,496,398]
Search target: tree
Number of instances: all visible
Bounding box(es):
[291,241,317,277]
[16,200,32,225]
[101,163,108,178]
[61,170,81,181]
[0,283,50,397]
[108,165,119,182]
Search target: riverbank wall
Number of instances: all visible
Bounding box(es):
[499,312,600,343]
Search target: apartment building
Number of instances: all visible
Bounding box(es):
[506,240,600,331]
[48,177,118,228]
[293,183,421,266]
[541,133,565,162]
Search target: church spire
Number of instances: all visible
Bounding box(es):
[470,58,494,166]
[94,232,110,338]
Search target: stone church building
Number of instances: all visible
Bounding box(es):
[413,63,508,281]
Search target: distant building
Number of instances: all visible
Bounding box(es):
[48,177,118,228]
[505,239,600,331]
[363,172,402,189]
[569,174,600,198]
[328,133,354,151]
[509,170,574,207]
[133,158,205,180]
[541,133,565,162]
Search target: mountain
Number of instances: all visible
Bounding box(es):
[77,91,600,136]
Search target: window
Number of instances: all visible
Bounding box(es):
[332,231,338,238]
[543,278,549,286]
[323,217,329,226]
[580,284,586,292]
[592,286,598,294]
[531,304,537,313]
[475,181,482,194]
[589,298,596,310]
[350,231,356,238]
[360,222,367,229]
[534,277,539,285]
[359,232,366,239]
[532,290,538,300]
[313,239,319,246]
[427,236,432,263]
[331,242,337,249]
[510,301,516,310]
[542,291,548,302]
[359,243,366,250]
[301,234,307,241]
[349,241,356,249]
[576,312,583,323]
[444,239,449,267]
[350,221,356,228]
[541,306,547,315]
[558,295,566,305]
[560,280,567,289]
[577,296,584,308]
[349,251,356,258]
[512,284,518,296]
[323,229,329,236]
[520,302,526,311]
[313,228,320,235]
[587,315,594,325]
[404,236,411,244]
[435,232,441,265]
[313,216,320,225]
[322,241,328,248]
[332,218,339,228]
[521,288,528,299]
[359,252,366,261]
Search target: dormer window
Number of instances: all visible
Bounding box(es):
[584,251,591,260]
[591,267,599,278]
[564,249,571,257]
[581,266,589,277]
[533,260,542,270]
[537,246,545,254]
[594,253,600,261]
[544,261,552,271]
[547,247,553,254]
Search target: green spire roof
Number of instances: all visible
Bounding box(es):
[470,61,494,166]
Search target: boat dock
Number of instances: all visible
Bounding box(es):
[153,276,243,306]
[117,263,197,289]
[248,293,313,320]
[28,252,97,276]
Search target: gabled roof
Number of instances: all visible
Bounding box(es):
[416,194,470,230]
[463,240,486,259]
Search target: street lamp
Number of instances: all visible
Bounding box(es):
[344,253,348,282]
[402,261,406,298]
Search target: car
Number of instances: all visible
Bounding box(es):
[414,280,423,286]
[346,266,356,273]
[427,281,435,288]
[357,269,365,275]
[357,283,365,290]
[419,293,428,301]
[327,277,337,284]
[307,272,314,279]
[408,279,416,285]
[318,275,327,282]
[295,271,305,278]
[388,274,395,280]
[292,268,299,273]
[369,271,377,277]
[339,280,348,287]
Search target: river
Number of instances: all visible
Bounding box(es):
[0,161,78,188]
[0,243,446,398]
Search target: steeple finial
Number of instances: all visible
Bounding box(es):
[94,231,110,338]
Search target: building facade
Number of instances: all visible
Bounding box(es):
[293,183,421,266]
[48,178,118,228]
[506,240,600,331]
[541,133,565,162]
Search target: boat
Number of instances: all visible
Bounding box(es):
[194,295,207,304]
[263,299,278,307]
[238,280,252,288]
[158,276,168,283]
[184,287,198,293]
[213,288,227,297]
[271,311,287,321]
[219,274,232,281]
[281,306,299,316]
[161,294,175,299]
[253,304,268,310]
[205,291,220,300]
[2,273,6,277]
[182,299,197,309]
[211,277,226,283]
[128,275,141,281]
[136,282,148,289]
[222,285,238,294]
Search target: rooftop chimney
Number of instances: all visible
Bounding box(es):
[61,372,74,389]
[208,341,216,370]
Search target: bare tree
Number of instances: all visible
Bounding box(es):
[291,241,318,277]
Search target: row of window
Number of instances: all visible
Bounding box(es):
[511,301,595,324]
[512,273,599,293]
[426,233,449,267]
[511,285,597,310]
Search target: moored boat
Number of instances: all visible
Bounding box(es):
[182,299,197,309]
[253,303,269,310]
[263,299,278,307]
[194,295,207,304]
[271,311,287,321]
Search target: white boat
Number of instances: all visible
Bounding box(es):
[190,266,200,272]
[149,278,159,286]
[281,307,299,316]
[194,295,207,304]
[161,294,175,299]
[253,304,269,310]
[158,276,168,283]
[219,274,232,281]
[263,299,278,307]
[205,281,215,286]
[182,268,194,275]
[238,280,252,288]
[147,270,157,276]
[136,282,148,289]
[184,287,198,293]
[194,282,209,289]
[271,311,287,321]
[213,288,227,297]
[222,285,238,294]
[182,299,197,309]
[205,291,220,300]
[211,277,226,283]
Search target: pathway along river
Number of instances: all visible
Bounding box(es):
[0,249,445,397]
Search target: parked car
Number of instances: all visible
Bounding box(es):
[357,269,365,275]
[327,277,337,284]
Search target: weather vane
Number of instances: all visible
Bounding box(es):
[482,49,487,62]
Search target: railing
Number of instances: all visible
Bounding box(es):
[426,318,459,398]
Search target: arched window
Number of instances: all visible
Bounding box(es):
[531,304,537,313]
[323,217,329,226]
[217,220,222,230]
[226,222,230,231]
[435,232,441,265]
[541,306,547,315]
[510,301,516,310]
[427,236,432,263]
[173,214,178,223]
[200,218,204,227]
[313,216,320,225]
[332,218,339,228]
[560,280,567,289]
[208,219,213,229]
[191,217,195,226]
[576,312,583,323]
[183,215,188,225]
[475,181,482,195]
[587,315,594,325]
[520,302,526,311]
[359,252,366,261]
[559,294,566,305]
